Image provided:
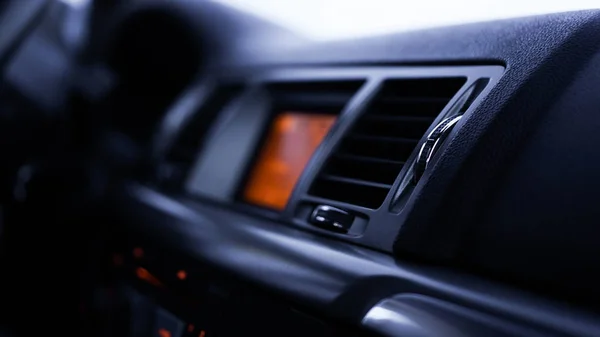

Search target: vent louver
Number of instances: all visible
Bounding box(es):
[160,84,243,186]
[309,77,466,209]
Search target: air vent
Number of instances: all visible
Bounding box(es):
[160,84,243,187]
[309,77,466,209]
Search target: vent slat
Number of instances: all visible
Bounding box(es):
[364,115,434,123]
[309,77,466,209]
[326,156,403,185]
[310,178,390,209]
[354,119,434,139]
[335,153,405,165]
[347,134,421,144]
[370,101,449,118]
[341,136,419,162]
[376,97,452,104]
[321,174,394,189]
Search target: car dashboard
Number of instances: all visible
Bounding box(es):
[1,1,600,337]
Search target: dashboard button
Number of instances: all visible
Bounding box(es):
[309,205,354,233]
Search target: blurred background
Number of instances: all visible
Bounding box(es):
[213,0,598,40]
[2,0,600,336]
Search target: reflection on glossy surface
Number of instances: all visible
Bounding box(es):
[122,184,600,337]
[243,112,336,210]
[362,295,465,337]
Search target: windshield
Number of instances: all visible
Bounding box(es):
[213,0,599,41]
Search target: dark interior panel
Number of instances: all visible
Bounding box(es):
[2,1,600,336]
[393,12,600,263]
[461,48,600,309]
[87,4,600,335]
[113,183,600,337]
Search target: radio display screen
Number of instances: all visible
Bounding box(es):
[242,112,336,210]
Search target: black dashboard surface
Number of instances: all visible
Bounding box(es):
[8,1,600,336]
[115,182,600,337]
[92,1,600,336]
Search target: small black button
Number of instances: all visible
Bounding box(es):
[309,205,354,233]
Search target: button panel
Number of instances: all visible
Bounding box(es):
[309,205,355,232]
[100,239,346,337]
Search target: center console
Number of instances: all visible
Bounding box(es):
[84,235,366,337]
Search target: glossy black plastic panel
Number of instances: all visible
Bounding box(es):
[101,2,600,335]
[362,294,546,337]
[113,183,600,337]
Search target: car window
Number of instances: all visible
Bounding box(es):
[213,0,599,40]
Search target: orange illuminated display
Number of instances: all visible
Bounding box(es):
[136,267,162,287]
[158,328,171,337]
[243,112,336,210]
[199,330,206,337]
[176,270,187,280]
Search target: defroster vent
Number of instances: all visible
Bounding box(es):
[309,77,466,209]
